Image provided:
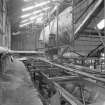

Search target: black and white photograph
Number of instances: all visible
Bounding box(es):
[0,0,105,105]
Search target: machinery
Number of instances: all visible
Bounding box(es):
[45,33,59,60]
[23,57,105,105]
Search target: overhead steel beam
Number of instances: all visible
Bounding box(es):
[77,40,101,42]
[74,0,95,24]
[87,17,105,57]
[87,44,103,57]
[74,44,98,46]
[94,22,105,47]
[87,43,103,57]
[80,30,104,36]
[74,0,103,40]
[80,35,100,38]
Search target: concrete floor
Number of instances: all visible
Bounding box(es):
[0,60,43,105]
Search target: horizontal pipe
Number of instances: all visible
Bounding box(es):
[49,76,79,81]
[38,58,105,83]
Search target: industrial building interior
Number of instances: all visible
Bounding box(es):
[0,0,105,105]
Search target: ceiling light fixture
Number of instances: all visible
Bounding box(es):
[22,1,50,12]
[97,19,105,30]
[33,7,50,15]
[29,13,44,20]
[24,0,32,2]
[22,6,34,12]
[20,13,44,26]
[21,19,29,23]
[21,7,50,19]
[21,13,31,18]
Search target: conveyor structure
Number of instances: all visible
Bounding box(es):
[23,57,105,105]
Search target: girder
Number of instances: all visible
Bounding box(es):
[23,57,105,105]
